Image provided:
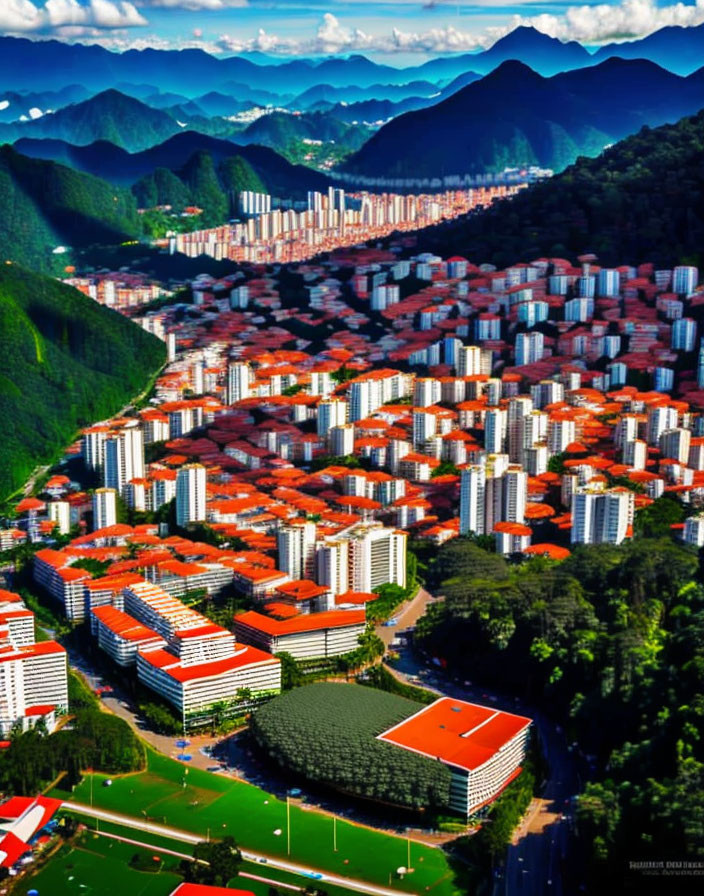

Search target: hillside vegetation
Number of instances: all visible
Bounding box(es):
[0,144,140,272]
[251,682,451,811]
[345,59,704,179]
[416,524,704,888]
[0,265,166,500]
[414,109,704,268]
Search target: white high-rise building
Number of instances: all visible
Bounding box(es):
[103,425,144,495]
[0,593,68,736]
[277,520,317,581]
[176,463,206,527]
[48,501,71,536]
[672,318,697,352]
[317,399,348,437]
[484,408,507,455]
[457,345,484,377]
[92,488,117,531]
[330,423,355,457]
[660,428,692,465]
[673,265,698,296]
[414,378,442,408]
[459,465,486,536]
[316,523,406,595]
[227,361,252,405]
[571,488,633,545]
[622,439,647,470]
[647,406,678,445]
[515,332,544,366]
[508,397,533,462]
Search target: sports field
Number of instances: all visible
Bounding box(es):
[55,749,462,895]
[15,829,373,896]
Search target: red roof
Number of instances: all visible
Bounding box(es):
[377,697,531,772]
[138,644,278,683]
[235,609,365,637]
[170,886,255,896]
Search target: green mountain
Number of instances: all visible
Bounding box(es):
[133,150,266,225]
[344,58,704,179]
[0,90,181,153]
[0,144,140,272]
[0,265,166,501]
[413,108,704,268]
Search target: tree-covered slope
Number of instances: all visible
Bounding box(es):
[0,144,140,272]
[345,58,704,179]
[0,90,181,152]
[251,682,451,810]
[0,266,166,501]
[413,109,704,268]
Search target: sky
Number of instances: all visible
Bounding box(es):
[1,0,704,62]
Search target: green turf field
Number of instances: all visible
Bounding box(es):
[14,833,182,896]
[15,827,374,896]
[55,749,462,895]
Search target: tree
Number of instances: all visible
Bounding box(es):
[278,652,303,690]
[180,837,242,885]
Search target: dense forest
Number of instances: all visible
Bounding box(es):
[134,150,266,229]
[413,109,704,269]
[0,673,144,794]
[0,265,166,500]
[0,144,141,272]
[415,507,704,888]
[251,682,451,811]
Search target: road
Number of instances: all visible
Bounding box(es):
[387,643,579,896]
[63,802,417,896]
[375,586,435,647]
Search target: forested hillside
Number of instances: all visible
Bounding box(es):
[416,521,704,887]
[413,109,704,268]
[0,145,140,272]
[0,266,166,500]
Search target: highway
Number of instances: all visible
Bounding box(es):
[63,802,416,896]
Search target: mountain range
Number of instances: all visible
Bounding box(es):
[0,24,702,99]
[14,131,332,197]
[344,58,704,178]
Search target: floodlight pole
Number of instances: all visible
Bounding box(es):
[287,794,291,856]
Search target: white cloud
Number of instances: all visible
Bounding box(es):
[215,2,704,57]
[140,0,247,8]
[515,0,704,44]
[0,0,147,32]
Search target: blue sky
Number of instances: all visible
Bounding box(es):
[2,1,704,61]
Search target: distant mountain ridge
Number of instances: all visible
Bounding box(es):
[343,58,704,179]
[0,24,702,100]
[0,90,182,152]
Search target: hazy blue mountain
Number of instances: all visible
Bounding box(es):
[289,81,440,110]
[0,85,91,122]
[0,89,182,152]
[344,59,704,179]
[593,23,704,76]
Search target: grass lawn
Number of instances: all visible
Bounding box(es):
[54,749,462,895]
[15,824,372,896]
[14,832,182,896]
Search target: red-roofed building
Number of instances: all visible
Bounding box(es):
[378,697,531,817]
[234,609,366,660]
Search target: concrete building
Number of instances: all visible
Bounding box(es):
[377,698,531,817]
[176,464,206,527]
[92,488,117,531]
